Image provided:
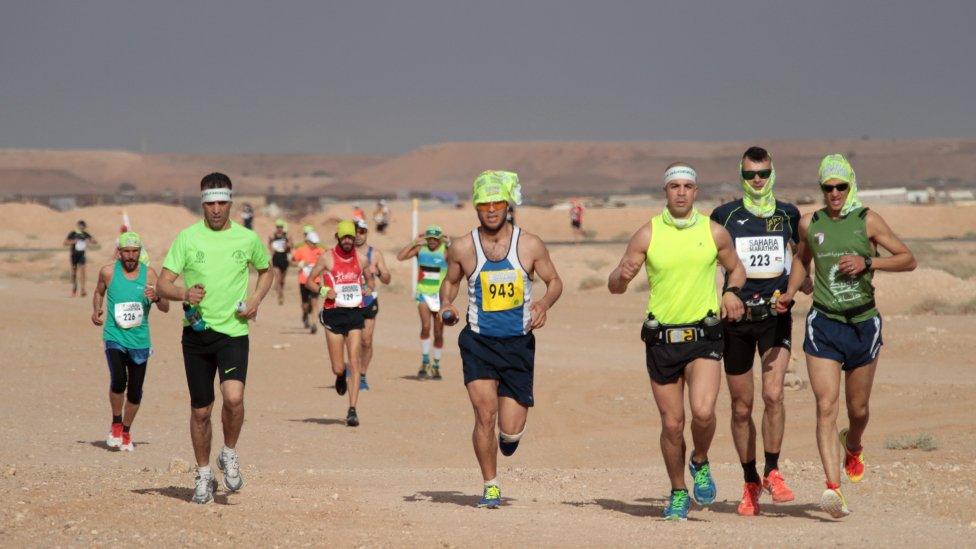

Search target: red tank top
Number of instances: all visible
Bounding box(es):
[322,246,364,310]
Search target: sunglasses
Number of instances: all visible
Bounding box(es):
[820,183,850,193]
[741,169,772,180]
[475,200,508,213]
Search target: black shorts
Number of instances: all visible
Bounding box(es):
[645,335,723,385]
[362,299,379,320]
[299,283,316,303]
[723,314,793,375]
[571,220,581,229]
[272,252,289,271]
[459,326,535,407]
[803,310,883,371]
[181,327,249,408]
[377,221,388,233]
[319,307,365,335]
[70,251,86,266]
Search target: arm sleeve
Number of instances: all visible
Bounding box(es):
[161,231,186,275]
[251,232,270,269]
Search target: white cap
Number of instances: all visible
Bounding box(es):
[306,231,320,244]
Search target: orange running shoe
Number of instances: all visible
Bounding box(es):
[120,431,134,452]
[737,482,762,516]
[106,422,123,449]
[839,428,865,483]
[762,469,795,503]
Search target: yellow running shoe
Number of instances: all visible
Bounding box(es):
[820,487,851,518]
[839,428,865,483]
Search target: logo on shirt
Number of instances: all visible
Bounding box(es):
[232,250,247,264]
[192,250,206,264]
[766,216,784,232]
[815,232,825,245]
[736,218,749,226]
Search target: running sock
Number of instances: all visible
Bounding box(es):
[826,481,840,490]
[222,445,236,455]
[671,488,688,495]
[198,465,213,476]
[691,457,709,468]
[432,345,442,361]
[742,459,761,484]
[763,451,780,476]
[421,337,432,357]
[484,477,499,487]
[112,415,122,424]
[122,424,131,433]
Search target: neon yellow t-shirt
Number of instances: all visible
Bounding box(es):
[163,220,269,337]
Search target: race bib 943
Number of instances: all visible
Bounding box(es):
[480,269,523,312]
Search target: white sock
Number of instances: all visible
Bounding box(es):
[222,445,236,455]
[421,338,432,355]
[433,346,442,361]
[484,477,499,487]
[500,428,525,443]
[198,465,212,476]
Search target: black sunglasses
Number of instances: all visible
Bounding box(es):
[820,183,850,193]
[741,169,772,180]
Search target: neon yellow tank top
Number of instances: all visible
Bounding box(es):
[645,215,719,324]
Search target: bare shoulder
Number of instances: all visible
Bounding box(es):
[517,229,548,255]
[709,219,731,244]
[448,232,475,257]
[99,263,114,279]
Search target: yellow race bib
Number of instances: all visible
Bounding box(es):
[480,269,524,312]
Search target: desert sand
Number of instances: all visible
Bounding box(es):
[0,200,974,547]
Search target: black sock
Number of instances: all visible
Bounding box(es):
[764,451,780,476]
[671,488,688,495]
[742,459,761,484]
[122,424,131,433]
[112,415,122,424]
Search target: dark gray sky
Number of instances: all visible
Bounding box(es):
[2,1,974,154]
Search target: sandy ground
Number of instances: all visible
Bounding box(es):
[1,202,975,546]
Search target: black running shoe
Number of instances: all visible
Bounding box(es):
[335,373,347,396]
[346,407,359,427]
[499,434,520,457]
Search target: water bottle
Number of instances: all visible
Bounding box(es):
[703,310,720,327]
[643,314,660,331]
[770,290,781,316]
[183,302,206,332]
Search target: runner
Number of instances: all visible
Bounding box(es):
[268,219,291,305]
[292,230,325,335]
[305,220,375,427]
[91,231,171,451]
[396,224,450,379]
[776,154,916,518]
[608,162,745,521]
[352,204,366,222]
[569,198,585,242]
[157,172,273,504]
[240,203,254,230]
[64,220,98,297]
[353,218,391,389]
[710,146,810,516]
[373,200,391,234]
[440,170,563,509]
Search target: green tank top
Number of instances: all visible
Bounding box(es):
[645,215,719,324]
[103,262,152,349]
[806,207,878,323]
[417,243,447,296]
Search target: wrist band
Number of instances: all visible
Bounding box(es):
[723,286,741,295]
[319,286,329,297]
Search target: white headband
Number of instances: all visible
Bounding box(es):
[201,188,233,203]
[663,165,697,184]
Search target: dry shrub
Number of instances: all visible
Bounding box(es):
[884,433,938,452]
[578,275,604,291]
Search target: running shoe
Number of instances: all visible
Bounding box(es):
[431,365,442,380]
[192,470,217,504]
[478,484,501,508]
[120,431,135,452]
[499,434,520,457]
[310,323,317,335]
[839,429,865,483]
[217,448,245,492]
[762,469,795,502]
[688,459,716,505]
[302,315,309,329]
[737,482,761,516]
[663,490,690,521]
[417,360,429,380]
[346,407,359,427]
[359,375,369,391]
[106,423,123,449]
[335,373,348,396]
[820,487,851,518]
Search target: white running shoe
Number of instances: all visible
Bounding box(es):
[217,448,245,492]
[119,432,135,452]
[820,488,851,518]
[192,470,217,504]
[106,423,123,449]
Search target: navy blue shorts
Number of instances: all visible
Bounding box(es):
[459,325,535,407]
[803,310,883,371]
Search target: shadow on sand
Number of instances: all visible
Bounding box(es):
[131,486,231,505]
[289,417,347,426]
[403,490,513,508]
[77,440,151,451]
[564,496,832,522]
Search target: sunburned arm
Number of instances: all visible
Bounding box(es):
[607,224,650,294]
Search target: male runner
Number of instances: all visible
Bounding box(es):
[305,220,375,427]
[240,203,254,230]
[569,198,585,242]
[710,146,810,515]
[397,224,449,379]
[64,220,98,297]
[440,170,562,508]
[776,154,915,518]
[157,173,273,504]
[373,200,391,234]
[91,231,170,451]
[608,163,745,521]
[354,218,391,389]
[269,219,291,305]
[292,230,325,334]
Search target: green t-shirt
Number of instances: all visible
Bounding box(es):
[163,220,269,337]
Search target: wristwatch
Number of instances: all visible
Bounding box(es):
[723,286,741,295]
[863,256,873,271]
